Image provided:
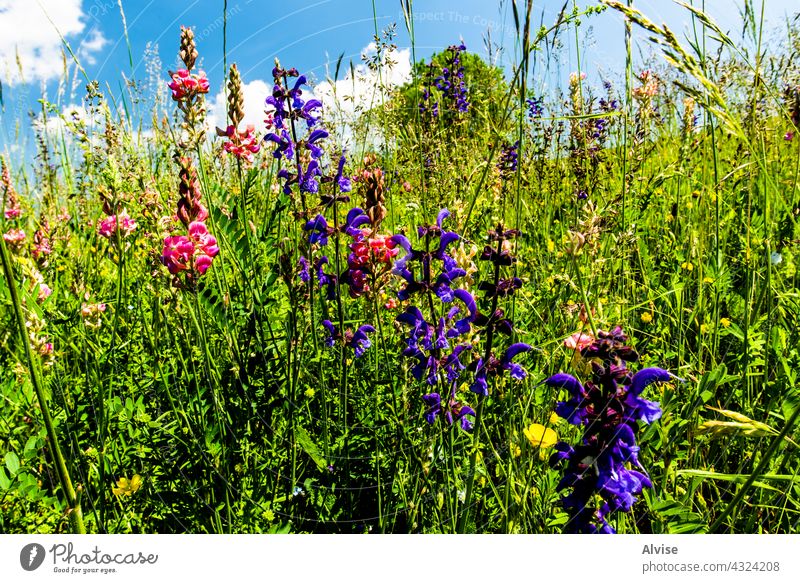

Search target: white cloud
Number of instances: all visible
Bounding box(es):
[33,103,102,147]
[0,0,107,85]
[206,78,272,133]
[314,44,412,145]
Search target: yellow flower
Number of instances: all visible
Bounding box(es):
[700,323,709,334]
[305,387,316,398]
[703,277,714,284]
[681,261,694,272]
[549,412,561,425]
[720,317,731,328]
[523,423,558,449]
[547,239,555,253]
[640,312,652,324]
[509,442,521,458]
[112,474,142,497]
[686,201,694,210]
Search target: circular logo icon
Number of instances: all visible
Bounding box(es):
[20,543,46,571]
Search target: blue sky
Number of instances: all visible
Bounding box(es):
[0,0,798,154]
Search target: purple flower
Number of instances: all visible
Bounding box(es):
[335,154,352,193]
[321,319,336,347]
[298,256,310,283]
[422,385,476,432]
[315,256,337,299]
[304,214,330,246]
[470,343,532,395]
[390,208,462,301]
[545,326,675,533]
[320,320,375,358]
[346,325,375,357]
[265,129,294,160]
[305,128,329,160]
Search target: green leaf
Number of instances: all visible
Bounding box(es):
[0,467,11,490]
[295,425,326,471]
[782,389,800,423]
[4,451,20,476]
[23,436,39,459]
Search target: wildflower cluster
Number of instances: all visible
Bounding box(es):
[419,42,470,119]
[391,209,478,431]
[545,327,675,533]
[264,63,325,204]
[469,224,530,396]
[526,96,544,119]
[98,211,137,240]
[2,156,25,251]
[216,63,260,164]
[32,220,53,262]
[168,26,209,146]
[161,31,219,286]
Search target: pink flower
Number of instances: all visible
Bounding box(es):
[3,228,25,249]
[161,235,194,274]
[785,131,794,142]
[194,254,213,275]
[564,331,594,352]
[98,212,137,239]
[33,226,52,260]
[161,221,219,277]
[168,69,210,101]
[368,234,398,263]
[219,125,261,163]
[349,240,370,268]
[37,283,52,302]
[4,207,20,219]
[188,221,219,257]
[81,301,107,328]
[385,297,398,310]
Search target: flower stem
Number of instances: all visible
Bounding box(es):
[0,236,86,534]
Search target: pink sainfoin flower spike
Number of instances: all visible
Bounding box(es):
[168,69,210,101]
[161,235,195,274]
[3,228,26,250]
[161,222,219,277]
[2,157,21,219]
[33,223,52,260]
[188,221,219,274]
[564,331,594,352]
[368,233,399,263]
[98,211,137,239]
[220,125,261,163]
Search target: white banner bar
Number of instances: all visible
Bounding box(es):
[1,534,798,582]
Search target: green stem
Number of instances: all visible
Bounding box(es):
[0,237,87,533]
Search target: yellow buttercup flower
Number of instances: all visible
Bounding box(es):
[549,412,561,425]
[112,474,142,497]
[640,312,652,324]
[523,423,558,449]
[720,317,731,328]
